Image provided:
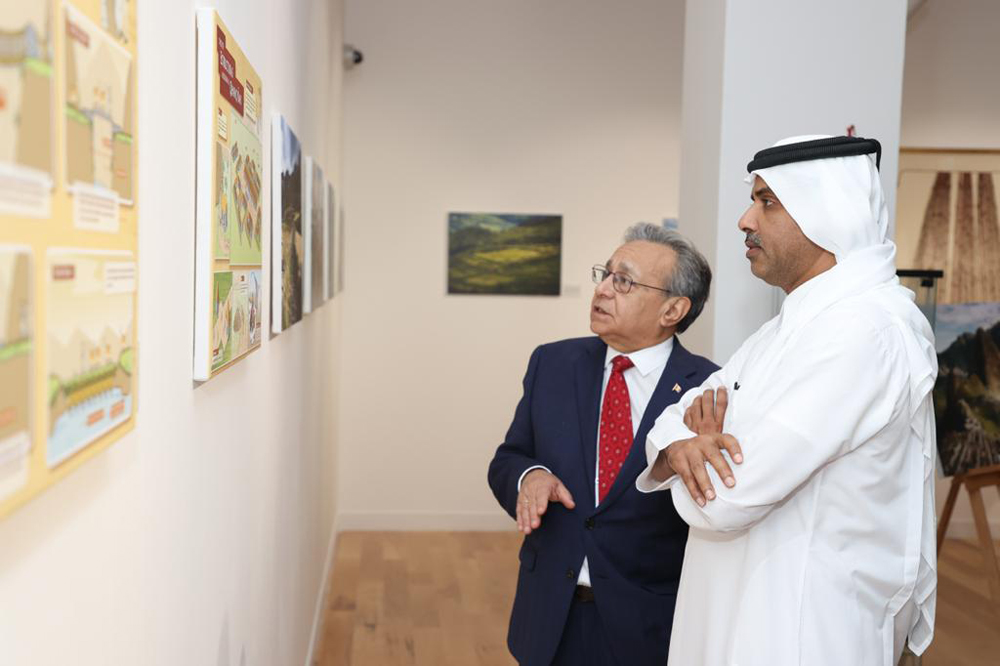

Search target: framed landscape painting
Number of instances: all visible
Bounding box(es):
[447,213,561,295]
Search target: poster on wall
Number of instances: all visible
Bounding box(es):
[325,182,336,300]
[46,250,135,466]
[194,8,263,381]
[304,157,325,312]
[896,148,1000,476]
[0,0,139,520]
[271,114,304,333]
[0,248,32,502]
[0,0,55,218]
[63,2,136,233]
[447,213,562,295]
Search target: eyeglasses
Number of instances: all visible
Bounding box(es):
[591,265,671,295]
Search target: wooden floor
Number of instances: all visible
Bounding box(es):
[922,538,1000,665]
[313,533,1000,665]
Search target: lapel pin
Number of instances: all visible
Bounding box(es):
[672,383,681,393]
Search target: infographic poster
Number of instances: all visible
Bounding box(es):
[0,249,32,501]
[0,0,55,218]
[63,2,135,233]
[194,8,263,380]
[0,1,138,521]
[211,269,261,372]
[46,250,135,466]
[271,113,304,333]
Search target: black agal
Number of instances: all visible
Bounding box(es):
[747,136,882,173]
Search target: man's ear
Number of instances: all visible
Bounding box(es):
[661,296,691,330]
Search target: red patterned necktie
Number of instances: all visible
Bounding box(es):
[598,355,634,502]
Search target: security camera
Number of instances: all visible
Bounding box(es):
[344,44,364,69]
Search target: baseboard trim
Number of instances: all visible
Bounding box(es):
[335,510,517,531]
[304,515,340,666]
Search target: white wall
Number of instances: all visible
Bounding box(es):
[339,0,687,528]
[681,0,908,363]
[900,0,1000,534]
[0,1,344,665]
[902,0,1000,149]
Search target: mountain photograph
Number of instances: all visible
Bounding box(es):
[934,310,1000,475]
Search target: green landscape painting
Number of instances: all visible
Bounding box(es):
[448,213,561,295]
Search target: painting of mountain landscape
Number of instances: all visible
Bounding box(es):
[934,303,1000,476]
[447,213,561,295]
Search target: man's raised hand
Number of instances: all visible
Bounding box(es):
[684,388,729,435]
[517,469,576,534]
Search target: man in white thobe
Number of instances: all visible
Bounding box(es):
[637,135,938,666]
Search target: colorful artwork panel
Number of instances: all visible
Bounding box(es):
[0,0,56,217]
[46,250,135,467]
[64,2,135,205]
[0,1,138,520]
[0,248,32,501]
[194,9,262,380]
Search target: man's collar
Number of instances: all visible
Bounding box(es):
[777,264,838,330]
[604,336,674,377]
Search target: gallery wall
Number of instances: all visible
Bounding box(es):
[0,1,344,664]
[901,0,1000,150]
[338,0,688,528]
[900,0,1000,533]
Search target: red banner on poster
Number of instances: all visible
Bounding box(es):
[66,17,90,47]
[217,27,244,116]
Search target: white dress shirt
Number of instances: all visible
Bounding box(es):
[519,336,674,587]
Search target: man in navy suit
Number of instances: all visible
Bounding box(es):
[488,223,719,666]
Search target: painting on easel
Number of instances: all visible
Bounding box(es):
[896,148,1000,477]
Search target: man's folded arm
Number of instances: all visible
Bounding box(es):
[488,346,547,518]
[635,367,730,492]
[669,322,907,532]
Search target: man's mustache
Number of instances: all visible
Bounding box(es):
[745,233,762,248]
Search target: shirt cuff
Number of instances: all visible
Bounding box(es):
[517,465,551,492]
[647,419,697,453]
[636,418,696,494]
[636,465,681,493]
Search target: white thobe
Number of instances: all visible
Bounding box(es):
[637,268,937,666]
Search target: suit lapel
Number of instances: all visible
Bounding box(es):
[596,340,703,511]
[574,339,605,509]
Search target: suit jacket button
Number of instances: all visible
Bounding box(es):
[566,568,575,579]
[585,518,595,530]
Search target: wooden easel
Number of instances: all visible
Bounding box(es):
[937,464,1000,604]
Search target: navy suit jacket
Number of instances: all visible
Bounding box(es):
[488,336,718,666]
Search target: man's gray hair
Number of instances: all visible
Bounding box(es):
[623,223,711,334]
